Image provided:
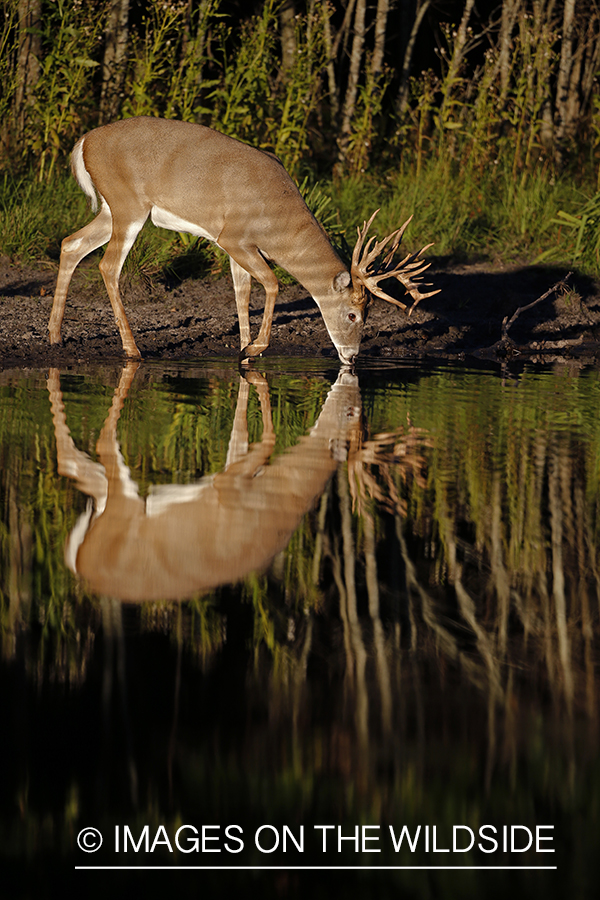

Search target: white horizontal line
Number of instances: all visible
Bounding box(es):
[75,866,558,871]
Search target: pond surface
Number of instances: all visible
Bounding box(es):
[0,357,598,899]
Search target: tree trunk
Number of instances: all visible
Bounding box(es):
[322,1,339,117]
[338,0,366,163]
[554,0,576,166]
[100,0,131,123]
[14,0,42,141]
[333,0,358,62]
[279,0,296,74]
[396,0,432,117]
[499,0,521,103]
[565,36,582,134]
[446,0,476,86]
[579,11,600,114]
[371,0,390,81]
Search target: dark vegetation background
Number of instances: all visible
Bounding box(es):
[1,1,600,283]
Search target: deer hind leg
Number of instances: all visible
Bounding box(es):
[49,201,113,345]
[222,243,279,361]
[98,210,148,359]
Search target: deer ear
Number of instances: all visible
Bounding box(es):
[333,270,351,292]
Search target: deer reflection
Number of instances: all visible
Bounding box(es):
[39,362,600,818]
[47,363,361,602]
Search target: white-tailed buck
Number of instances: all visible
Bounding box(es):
[49,117,438,364]
[48,363,361,602]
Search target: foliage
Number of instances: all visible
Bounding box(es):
[544,191,600,271]
[0,1,599,269]
[24,0,105,179]
[0,167,95,259]
[331,154,574,264]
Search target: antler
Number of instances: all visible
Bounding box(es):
[351,210,440,314]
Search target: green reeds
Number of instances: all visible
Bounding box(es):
[330,154,574,264]
[0,1,599,271]
[0,169,88,261]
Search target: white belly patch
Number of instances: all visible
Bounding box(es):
[150,206,218,243]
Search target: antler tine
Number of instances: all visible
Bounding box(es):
[351,211,439,313]
[352,209,381,270]
[365,217,414,275]
[383,245,435,280]
[368,246,440,313]
[379,217,413,269]
[353,210,411,272]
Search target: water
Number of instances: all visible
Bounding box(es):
[0,358,598,898]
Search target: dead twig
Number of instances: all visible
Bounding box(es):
[501,272,573,340]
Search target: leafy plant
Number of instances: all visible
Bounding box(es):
[546,192,600,271]
[28,0,106,179]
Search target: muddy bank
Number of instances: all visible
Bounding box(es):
[1,256,599,369]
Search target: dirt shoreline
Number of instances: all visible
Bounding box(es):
[1,256,599,370]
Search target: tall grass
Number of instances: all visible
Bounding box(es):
[22,0,106,180]
[331,155,576,267]
[1,0,599,271]
[0,170,88,261]
[0,156,583,273]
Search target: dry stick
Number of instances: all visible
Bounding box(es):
[501,272,573,341]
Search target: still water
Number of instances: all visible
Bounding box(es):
[0,358,598,898]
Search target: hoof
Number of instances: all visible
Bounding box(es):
[239,342,266,363]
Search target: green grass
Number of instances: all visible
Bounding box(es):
[0,157,596,280]
[0,171,88,262]
[2,0,600,278]
[331,155,588,270]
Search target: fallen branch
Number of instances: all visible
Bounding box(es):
[501,272,573,340]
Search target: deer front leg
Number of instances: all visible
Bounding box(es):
[230,258,252,350]
[222,242,279,363]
